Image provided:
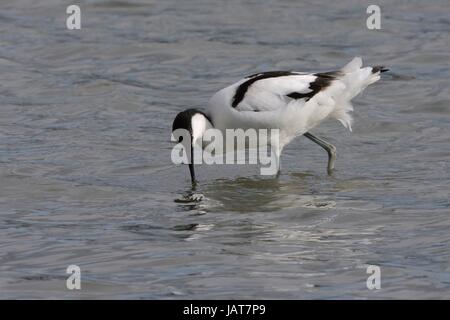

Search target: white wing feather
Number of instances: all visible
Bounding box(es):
[235,74,317,112]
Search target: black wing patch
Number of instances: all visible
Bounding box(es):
[232,70,343,109]
[287,71,341,102]
[232,71,297,108]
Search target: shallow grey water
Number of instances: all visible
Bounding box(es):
[0,0,450,299]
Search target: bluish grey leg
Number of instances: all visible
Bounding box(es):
[304,132,337,175]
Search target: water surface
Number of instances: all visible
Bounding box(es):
[0,0,450,299]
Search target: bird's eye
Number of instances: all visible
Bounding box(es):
[178,136,183,143]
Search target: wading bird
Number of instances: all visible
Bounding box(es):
[172,57,387,184]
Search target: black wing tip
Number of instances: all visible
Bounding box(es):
[372,66,389,74]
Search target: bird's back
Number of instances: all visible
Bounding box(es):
[207,57,386,137]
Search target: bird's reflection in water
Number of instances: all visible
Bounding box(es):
[204,176,290,212]
[171,173,345,244]
[175,173,337,213]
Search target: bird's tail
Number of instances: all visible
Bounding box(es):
[329,57,387,131]
[339,57,387,98]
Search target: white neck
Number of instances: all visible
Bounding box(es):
[191,113,213,145]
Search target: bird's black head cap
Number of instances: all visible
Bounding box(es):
[172,109,210,142]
